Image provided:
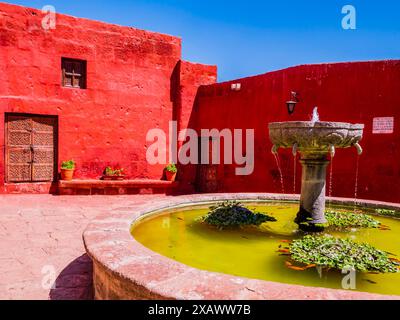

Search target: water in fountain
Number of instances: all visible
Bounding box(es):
[327,145,336,208]
[293,155,297,194]
[134,202,400,296]
[311,107,320,125]
[354,155,361,212]
[292,144,298,194]
[328,157,334,209]
[273,153,285,194]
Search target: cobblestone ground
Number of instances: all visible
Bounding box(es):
[0,194,165,300]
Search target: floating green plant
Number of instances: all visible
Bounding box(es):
[375,208,400,218]
[288,235,400,273]
[325,210,381,229]
[200,201,277,229]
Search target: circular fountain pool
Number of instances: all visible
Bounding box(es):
[133,202,400,296]
[83,194,400,300]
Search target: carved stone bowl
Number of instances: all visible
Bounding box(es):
[269,122,364,155]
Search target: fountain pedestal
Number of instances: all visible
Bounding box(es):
[295,156,330,226]
[269,121,364,232]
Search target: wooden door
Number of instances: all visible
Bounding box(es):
[5,114,57,183]
[197,137,220,193]
[197,165,218,193]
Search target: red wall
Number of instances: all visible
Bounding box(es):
[1,3,399,203]
[195,60,400,203]
[175,61,217,192]
[0,3,216,193]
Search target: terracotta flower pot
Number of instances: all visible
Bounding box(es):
[165,170,177,182]
[61,169,74,181]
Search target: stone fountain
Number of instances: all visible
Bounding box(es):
[269,108,364,230]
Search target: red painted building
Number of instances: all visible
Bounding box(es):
[195,61,400,203]
[1,3,399,203]
[0,3,217,194]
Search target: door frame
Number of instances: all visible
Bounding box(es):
[4,112,59,183]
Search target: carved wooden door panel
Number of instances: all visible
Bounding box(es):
[6,114,57,183]
[31,116,57,182]
[5,115,32,182]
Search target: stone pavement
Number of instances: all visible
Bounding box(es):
[0,194,165,300]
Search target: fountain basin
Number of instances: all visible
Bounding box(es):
[269,121,364,155]
[83,193,400,300]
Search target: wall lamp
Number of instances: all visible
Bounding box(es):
[286,91,299,115]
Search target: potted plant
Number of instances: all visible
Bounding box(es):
[102,167,125,181]
[61,160,76,181]
[164,163,177,182]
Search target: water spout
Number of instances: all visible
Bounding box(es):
[354,143,363,155]
[271,145,279,155]
[329,145,336,158]
[354,155,361,212]
[273,153,285,194]
[292,143,298,157]
[311,107,320,125]
[328,156,334,206]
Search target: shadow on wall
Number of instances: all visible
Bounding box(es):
[49,254,93,300]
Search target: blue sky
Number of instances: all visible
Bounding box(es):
[6,0,400,81]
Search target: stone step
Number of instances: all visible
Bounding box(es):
[58,179,179,195]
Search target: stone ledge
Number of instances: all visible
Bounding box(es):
[58,180,179,196]
[1,182,57,195]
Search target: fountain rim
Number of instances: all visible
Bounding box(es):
[269,121,365,130]
[83,193,400,300]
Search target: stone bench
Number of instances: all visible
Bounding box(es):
[58,179,179,195]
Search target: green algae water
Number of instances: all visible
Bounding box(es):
[132,202,400,296]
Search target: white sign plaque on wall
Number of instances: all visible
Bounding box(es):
[373,117,394,134]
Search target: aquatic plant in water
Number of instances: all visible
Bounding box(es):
[375,208,400,218]
[200,201,277,229]
[288,235,400,273]
[325,210,381,229]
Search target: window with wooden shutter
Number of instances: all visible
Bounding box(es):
[61,58,87,89]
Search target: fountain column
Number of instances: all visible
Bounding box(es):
[295,155,330,226]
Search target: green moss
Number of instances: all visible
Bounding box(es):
[200,201,277,229]
[298,222,328,233]
[314,223,330,228]
[289,235,400,273]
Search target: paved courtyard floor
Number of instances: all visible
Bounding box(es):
[0,194,167,300]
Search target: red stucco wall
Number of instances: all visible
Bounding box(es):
[1,3,399,203]
[0,3,216,193]
[195,60,400,203]
[175,60,217,192]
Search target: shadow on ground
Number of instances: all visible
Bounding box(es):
[50,254,94,300]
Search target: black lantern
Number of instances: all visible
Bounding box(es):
[286,91,299,115]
